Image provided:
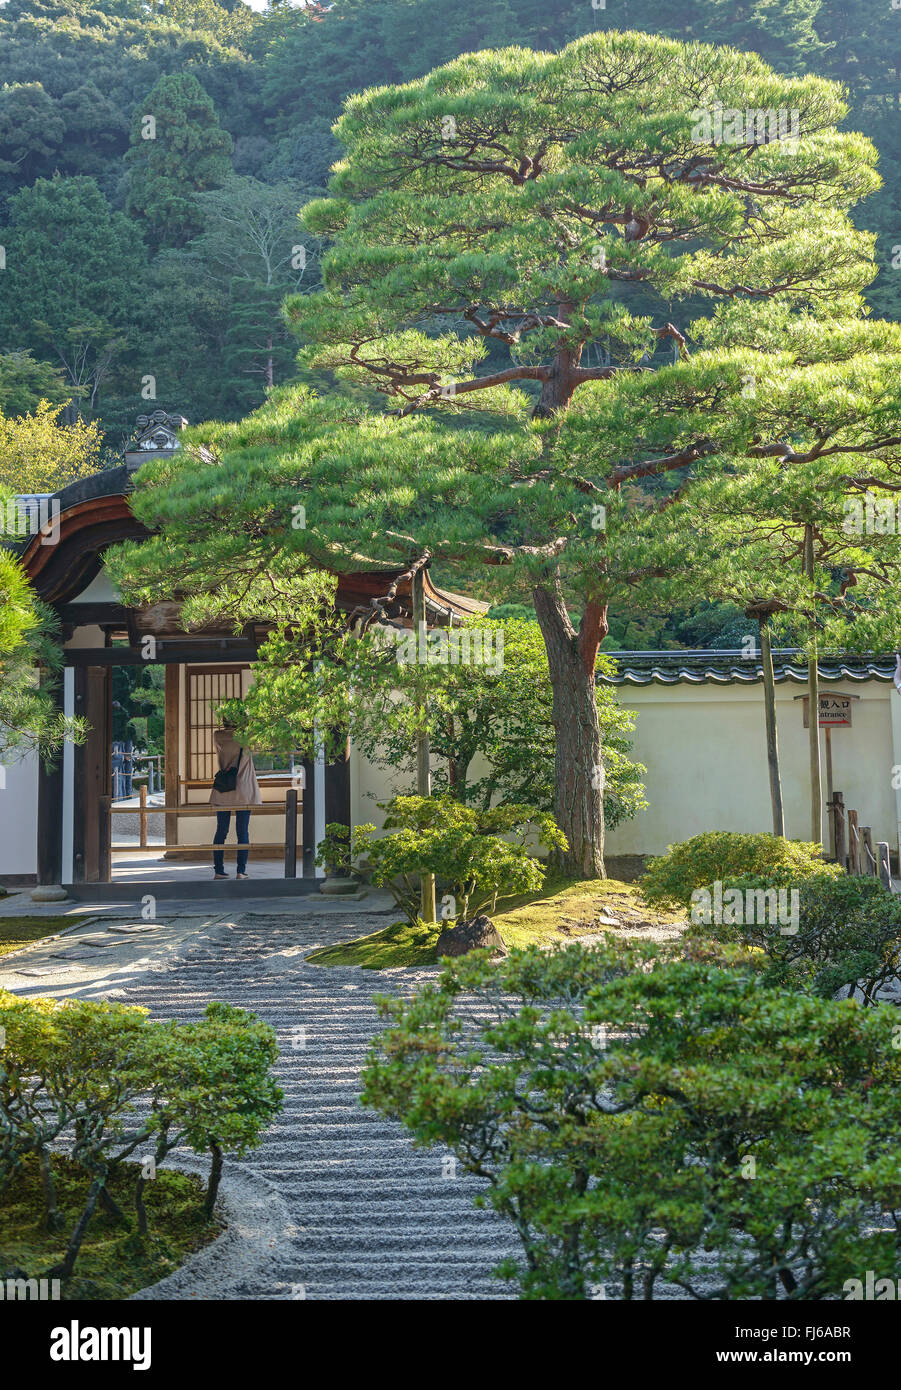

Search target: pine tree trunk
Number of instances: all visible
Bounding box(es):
[532,336,580,418]
[758,618,784,837]
[533,579,606,878]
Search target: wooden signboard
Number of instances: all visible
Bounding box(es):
[799,693,858,728]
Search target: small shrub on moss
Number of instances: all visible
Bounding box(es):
[0,993,282,1282]
[695,873,901,1004]
[354,795,566,925]
[641,831,839,909]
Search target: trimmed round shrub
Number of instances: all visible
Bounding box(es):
[641,831,840,909]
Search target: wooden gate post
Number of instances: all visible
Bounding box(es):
[832,790,846,871]
[284,788,298,879]
[98,795,112,884]
[862,827,875,877]
[847,809,860,876]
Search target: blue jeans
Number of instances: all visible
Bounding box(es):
[213,810,251,875]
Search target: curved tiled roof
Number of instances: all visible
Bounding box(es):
[601,649,897,686]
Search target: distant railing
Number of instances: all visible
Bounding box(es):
[97,790,303,883]
[828,789,892,889]
[111,741,164,799]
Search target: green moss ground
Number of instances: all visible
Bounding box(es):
[308,877,686,969]
[0,1154,221,1299]
[0,917,87,959]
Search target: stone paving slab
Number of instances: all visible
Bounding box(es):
[0,889,395,919]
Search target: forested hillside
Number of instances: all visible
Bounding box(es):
[0,0,897,449]
[0,0,896,653]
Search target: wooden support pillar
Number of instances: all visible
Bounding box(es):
[878,841,892,890]
[36,679,64,887]
[97,795,111,884]
[824,726,834,859]
[72,664,111,882]
[412,566,436,924]
[324,738,351,827]
[301,758,315,877]
[164,665,179,848]
[833,790,846,871]
[284,788,298,879]
[861,827,875,877]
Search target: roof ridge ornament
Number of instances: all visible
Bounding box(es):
[124,411,188,472]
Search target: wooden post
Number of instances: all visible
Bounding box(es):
[833,790,846,871]
[164,665,179,848]
[824,725,834,859]
[804,523,823,845]
[412,564,436,924]
[139,784,147,850]
[36,670,65,887]
[878,841,892,891]
[847,808,860,876]
[284,788,298,879]
[98,795,111,884]
[301,758,315,877]
[862,827,875,877]
[758,617,784,837]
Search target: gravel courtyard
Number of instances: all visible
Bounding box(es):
[0,906,519,1300]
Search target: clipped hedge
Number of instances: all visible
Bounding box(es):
[0,993,282,1280]
[641,831,840,909]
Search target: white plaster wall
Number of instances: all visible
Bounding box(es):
[605,682,899,858]
[351,739,410,833]
[67,571,120,605]
[0,749,38,876]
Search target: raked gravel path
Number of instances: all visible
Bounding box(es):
[8,909,520,1301]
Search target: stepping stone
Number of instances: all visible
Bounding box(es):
[105,925,160,935]
[66,935,122,948]
[15,964,72,976]
[49,949,102,960]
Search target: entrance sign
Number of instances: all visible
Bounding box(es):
[799,693,859,728]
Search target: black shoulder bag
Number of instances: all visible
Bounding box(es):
[213,748,243,794]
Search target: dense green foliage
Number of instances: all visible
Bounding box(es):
[641,831,840,908]
[108,24,901,872]
[363,937,901,1299]
[125,71,233,249]
[354,794,566,923]
[701,871,901,1005]
[0,991,282,1280]
[0,0,897,465]
[0,549,86,760]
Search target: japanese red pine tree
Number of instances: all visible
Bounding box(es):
[110,31,901,876]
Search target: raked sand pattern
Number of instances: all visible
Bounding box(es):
[3,909,518,1301]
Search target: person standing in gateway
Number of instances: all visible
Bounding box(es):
[209,726,262,879]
